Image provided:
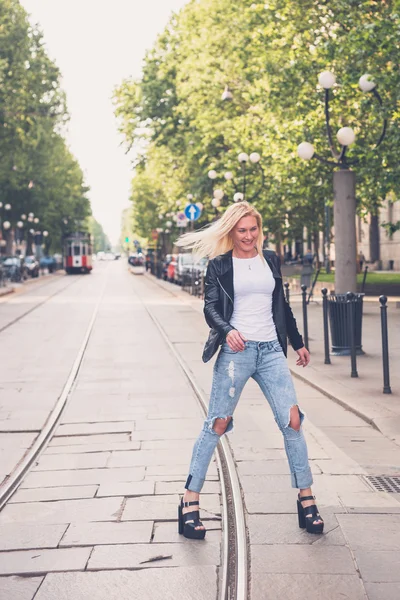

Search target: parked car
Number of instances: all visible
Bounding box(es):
[23,255,40,278]
[39,255,56,273]
[173,253,195,285]
[128,253,145,275]
[2,256,27,282]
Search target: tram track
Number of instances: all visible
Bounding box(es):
[0,266,248,600]
[0,274,81,335]
[0,271,108,510]
[136,274,249,600]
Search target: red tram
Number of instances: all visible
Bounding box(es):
[63,232,93,274]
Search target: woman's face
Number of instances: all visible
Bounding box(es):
[231,215,259,253]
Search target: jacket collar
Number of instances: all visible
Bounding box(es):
[218,249,281,279]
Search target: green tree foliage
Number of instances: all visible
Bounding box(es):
[0,0,91,252]
[114,0,400,249]
[88,216,110,253]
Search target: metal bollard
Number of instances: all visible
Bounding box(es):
[321,288,331,365]
[361,265,369,294]
[346,292,358,378]
[379,295,392,394]
[284,282,290,305]
[301,284,309,350]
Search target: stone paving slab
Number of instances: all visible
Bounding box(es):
[133,418,201,432]
[106,449,190,468]
[0,523,67,551]
[21,467,146,488]
[122,494,221,521]
[144,473,219,482]
[337,491,400,510]
[0,497,124,525]
[8,485,98,503]
[55,422,135,436]
[155,480,220,495]
[152,521,221,543]
[145,462,218,476]
[244,492,344,514]
[0,575,43,600]
[33,566,218,600]
[141,439,196,451]
[60,521,153,546]
[247,514,345,545]
[129,429,203,441]
[355,550,400,583]
[364,582,400,600]
[251,573,366,600]
[0,547,92,576]
[251,545,356,574]
[87,542,220,570]
[336,514,400,551]
[49,433,131,446]
[97,481,155,497]
[45,441,141,454]
[32,451,111,471]
[237,459,321,476]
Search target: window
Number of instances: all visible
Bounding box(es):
[82,244,87,256]
[74,245,80,256]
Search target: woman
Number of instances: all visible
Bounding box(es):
[176,202,323,539]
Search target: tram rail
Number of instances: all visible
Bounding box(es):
[0,265,249,600]
[140,279,249,600]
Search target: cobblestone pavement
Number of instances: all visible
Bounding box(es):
[0,262,399,600]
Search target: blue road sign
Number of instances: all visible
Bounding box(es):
[184,203,202,221]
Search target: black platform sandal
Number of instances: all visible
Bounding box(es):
[297,494,324,534]
[178,498,206,540]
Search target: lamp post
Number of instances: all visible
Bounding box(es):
[298,71,387,294]
[208,151,265,208]
[3,203,12,255]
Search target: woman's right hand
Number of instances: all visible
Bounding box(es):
[226,329,247,352]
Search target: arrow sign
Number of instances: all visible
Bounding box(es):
[184,203,202,221]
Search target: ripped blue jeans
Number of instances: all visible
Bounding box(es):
[185,340,313,493]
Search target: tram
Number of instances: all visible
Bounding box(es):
[63,232,93,274]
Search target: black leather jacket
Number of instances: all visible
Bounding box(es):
[202,249,304,363]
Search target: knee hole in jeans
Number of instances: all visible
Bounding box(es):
[212,416,232,436]
[288,405,301,432]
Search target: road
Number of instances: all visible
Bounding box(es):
[0,261,399,600]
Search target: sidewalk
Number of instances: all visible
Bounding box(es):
[289,298,400,446]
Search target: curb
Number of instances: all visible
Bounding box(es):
[0,287,14,297]
[290,368,379,431]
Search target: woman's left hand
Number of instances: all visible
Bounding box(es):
[296,347,310,367]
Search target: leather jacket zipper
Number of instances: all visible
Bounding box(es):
[217,277,233,304]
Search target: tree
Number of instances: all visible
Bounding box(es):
[0,0,91,254]
[114,0,400,257]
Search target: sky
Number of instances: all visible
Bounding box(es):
[21,0,188,244]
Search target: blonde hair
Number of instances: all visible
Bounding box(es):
[175,201,264,259]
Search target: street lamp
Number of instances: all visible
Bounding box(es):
[232,151,265,201]
[16,220,24,245]
[221,86,233,101]
[297,71,387,294]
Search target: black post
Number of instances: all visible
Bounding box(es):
[284,282,290,305]
[361,265,369,294]
[346,292,358,378]
[301,284,309,350]
[379,295,391,394]
[322,288,331,365]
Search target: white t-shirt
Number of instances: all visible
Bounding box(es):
[230,255,277,342]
